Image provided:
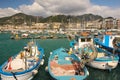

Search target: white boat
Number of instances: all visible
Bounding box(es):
[21,33,29,39]
[0,40,44,80]
[94,32,120,61]
[70,33,119,70]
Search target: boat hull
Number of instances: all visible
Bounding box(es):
[87,60,118,70]
[1,71,33,80]
[0,59,42,80]
[86,47,119,70]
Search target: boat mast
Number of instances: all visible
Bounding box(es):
[29,43,33,57]
[34,40,37,56]
[24,49,27,70]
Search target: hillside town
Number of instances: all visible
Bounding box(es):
[0,17,120,33]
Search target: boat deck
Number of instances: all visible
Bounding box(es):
[50,48,85,76]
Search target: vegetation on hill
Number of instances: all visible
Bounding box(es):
[0,13,103,26]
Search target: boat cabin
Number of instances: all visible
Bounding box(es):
[103,35,120,48]
[74,35,93,49]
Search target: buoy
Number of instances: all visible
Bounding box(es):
[45,66,48,72]
[40,59,44,65]
[7,62,12,70]
[87,71,89,76]
[68,51,72,55]
[7,57,12,70]
[20,52,24,58]
[43,54,45,57]
[65,57,71,61]
[50,52,52,55]
[32,70,38,75]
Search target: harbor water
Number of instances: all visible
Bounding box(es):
[0,33,120,80]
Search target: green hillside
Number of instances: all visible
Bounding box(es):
[0,13,103,25]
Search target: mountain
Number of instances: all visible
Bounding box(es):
[77,14,103,21]
[0,13,103,25]
[40,14,103,23]
[0,13,43,25]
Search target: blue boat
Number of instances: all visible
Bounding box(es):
[48,48,89,80]
[94,34,120,61]
[70,34,119,70]
[0,40,44,80]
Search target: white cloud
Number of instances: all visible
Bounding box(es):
[35,0,91,16]
[0,0,120,18]
[87,5,120,18]
[0,7,20,18]
[19,2,47,16]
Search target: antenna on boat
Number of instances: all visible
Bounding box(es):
[34,40,37,57]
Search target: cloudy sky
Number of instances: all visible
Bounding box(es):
[0,0,120,18]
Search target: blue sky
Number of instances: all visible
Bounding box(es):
[91,0,120,8]
[0,0,120,18]
[0,0,120,8]
[0,0,33,8]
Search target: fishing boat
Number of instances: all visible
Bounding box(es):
[10,34,21,40]
[48,48,89,80]
[70,33,119,70]
[94,33,120,56]
[21,33,29,39]
[0,40,44,80]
